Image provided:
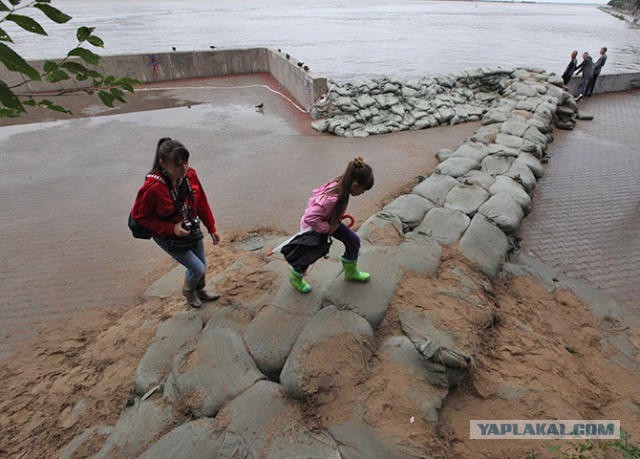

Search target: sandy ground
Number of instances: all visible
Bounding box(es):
[1,224,638,459]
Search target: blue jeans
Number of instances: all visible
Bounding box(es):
[154,237,206,282]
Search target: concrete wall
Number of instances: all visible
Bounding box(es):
[3,50,638,111]
[0,47,328,113]
[567,72,640,95]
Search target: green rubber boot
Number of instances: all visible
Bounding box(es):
[289,268,312,293]
[340,256,371,282]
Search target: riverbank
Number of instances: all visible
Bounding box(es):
[599,5,640,27]
[1,230,638,458]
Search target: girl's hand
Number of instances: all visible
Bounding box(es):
[174,222,190,237]
[211,232,221,245]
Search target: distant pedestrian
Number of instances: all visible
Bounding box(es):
[561,50,578,85]
[574,52,594,101]
[280,157,374,293]
[586,47,607,97]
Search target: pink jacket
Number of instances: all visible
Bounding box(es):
[300,181,339,234]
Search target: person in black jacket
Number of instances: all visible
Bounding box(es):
[586,47,607,97]
[562,50,578,85]
[574,52,594,102]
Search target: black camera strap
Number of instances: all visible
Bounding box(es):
[165,173,195,224]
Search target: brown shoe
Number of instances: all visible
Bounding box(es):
[182,280,202,308]
[196,289,220,302]
[195,274,219,302]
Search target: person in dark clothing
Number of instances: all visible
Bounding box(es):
[561,50,578,85]
[574,52,594,102]
[586,47,607,97]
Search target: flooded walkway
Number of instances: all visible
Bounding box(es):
[0,74,479,361]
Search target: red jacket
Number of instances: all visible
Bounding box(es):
[131,168,216,238]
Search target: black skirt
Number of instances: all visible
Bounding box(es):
[280,231,332,272]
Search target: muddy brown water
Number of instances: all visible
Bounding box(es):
[0,75,479,362]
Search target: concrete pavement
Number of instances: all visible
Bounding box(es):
[519,89,640,312]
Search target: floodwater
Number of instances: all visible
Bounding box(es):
[8,0,640,80]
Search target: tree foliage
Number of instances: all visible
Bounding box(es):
[0,0,138,118]
[607,0,640,11]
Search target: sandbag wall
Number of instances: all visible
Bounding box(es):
[359,68,578,280]
[61,68,578,459]
[310,67,576,138]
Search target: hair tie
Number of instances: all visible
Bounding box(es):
[354,156,365,167]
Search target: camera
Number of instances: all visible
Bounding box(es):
[182,218,203,239]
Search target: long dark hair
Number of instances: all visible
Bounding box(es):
[326,157,374,228]
[149,137,190,174]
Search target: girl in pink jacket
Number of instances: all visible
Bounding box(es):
[283,157,374,293]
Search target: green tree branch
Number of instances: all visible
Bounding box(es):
[0,0,138,118]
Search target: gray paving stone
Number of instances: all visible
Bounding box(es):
[519,91,640,314]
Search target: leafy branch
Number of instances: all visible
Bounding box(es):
[0,0,138,118]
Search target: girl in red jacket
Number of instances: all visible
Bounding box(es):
[130,138,220,308]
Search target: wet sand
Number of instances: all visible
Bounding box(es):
[0,74,479,362]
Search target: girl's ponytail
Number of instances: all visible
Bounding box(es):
[327,157,374,228]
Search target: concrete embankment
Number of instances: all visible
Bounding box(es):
[0,47,328,112]
[2,47,638,119]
